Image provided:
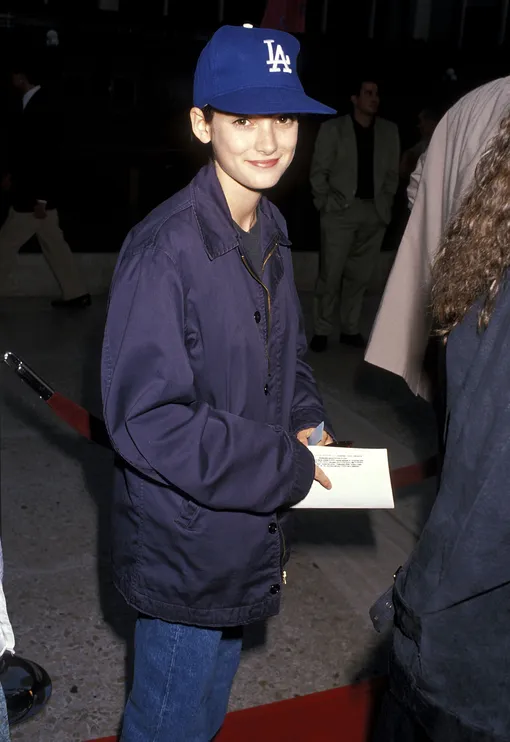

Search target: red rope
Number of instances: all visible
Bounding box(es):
[46,394,438,486]
[391,456,438,489]
[47,392,92,440]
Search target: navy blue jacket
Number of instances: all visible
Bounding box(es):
[101,162,325,628]
[390,286,510,741]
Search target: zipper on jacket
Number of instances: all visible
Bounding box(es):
[262,239,278,274]
[240,238,278,376]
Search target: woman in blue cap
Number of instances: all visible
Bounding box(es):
[102,25,335,742]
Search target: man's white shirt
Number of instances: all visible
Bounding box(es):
[22,85,41,111]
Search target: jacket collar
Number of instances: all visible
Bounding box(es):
[191,161,291,261]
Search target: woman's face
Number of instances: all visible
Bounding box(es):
[191,109,299,193]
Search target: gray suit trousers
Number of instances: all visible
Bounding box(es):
[313,199,386,336]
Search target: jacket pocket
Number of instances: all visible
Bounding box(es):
[175,497,201,530]
[325,191,349,213]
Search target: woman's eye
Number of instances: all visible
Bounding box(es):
[233,118,250,127]
[277,115,297,125]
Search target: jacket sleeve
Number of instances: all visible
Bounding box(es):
[31,110,50,201]
[102,244,315,515]
[310,120,337,211]
[23,99,60,205]
[407,151,426,209]
[282,250,333,438]
[32,148,53,202]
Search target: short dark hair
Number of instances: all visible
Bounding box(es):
[350,77,379,98]
[202,105,216,123]
[201,106,299,122]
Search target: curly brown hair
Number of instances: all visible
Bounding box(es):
[432,110,510,337]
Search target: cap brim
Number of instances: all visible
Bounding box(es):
[200,87,336,116]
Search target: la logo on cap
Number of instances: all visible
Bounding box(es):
[264,40,292,74]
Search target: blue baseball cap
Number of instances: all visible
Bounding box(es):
[193,25,336,116]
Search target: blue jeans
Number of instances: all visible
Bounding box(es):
[0,683,10,742]
[121,617,243,742]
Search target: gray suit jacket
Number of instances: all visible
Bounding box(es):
[310,114,400,225]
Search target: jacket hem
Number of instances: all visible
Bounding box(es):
[114,575,281,628]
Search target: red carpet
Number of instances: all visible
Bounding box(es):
[85,677,387,742]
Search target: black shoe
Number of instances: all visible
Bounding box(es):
[51,293,91,309]
[340,333,366,349]
[309,335,328,353]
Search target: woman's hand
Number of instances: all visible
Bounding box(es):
[297,427,333,490]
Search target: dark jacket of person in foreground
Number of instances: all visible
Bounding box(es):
[391,288,510,741]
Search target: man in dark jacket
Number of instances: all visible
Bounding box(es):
[102,25,336,742]
[0,59,90,308]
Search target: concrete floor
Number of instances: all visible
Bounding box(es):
[0,292,437,742]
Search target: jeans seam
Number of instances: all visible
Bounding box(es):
[151,622,182,742]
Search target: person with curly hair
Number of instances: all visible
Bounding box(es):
[374,78,510,742]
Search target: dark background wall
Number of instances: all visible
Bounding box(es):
[1,0,509,253]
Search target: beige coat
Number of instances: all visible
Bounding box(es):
[310,115,400,225]
[365,77,510,399]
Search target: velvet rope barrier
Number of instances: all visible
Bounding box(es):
[2,351,438,488]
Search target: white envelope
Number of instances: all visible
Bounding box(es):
[293,447,394,510]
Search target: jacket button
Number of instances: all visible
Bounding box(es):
[254,311,261,323]
[268,522,277,534]
[264,384,269,395]
[270,584,280,595]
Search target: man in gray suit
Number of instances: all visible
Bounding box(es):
[310,79,399,352]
